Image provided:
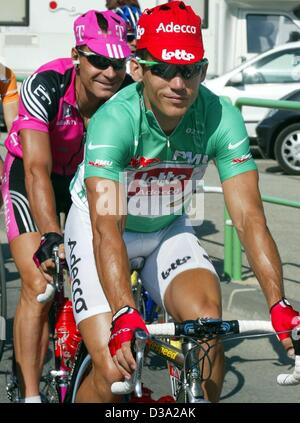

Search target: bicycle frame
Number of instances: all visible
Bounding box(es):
[147,336,206,402]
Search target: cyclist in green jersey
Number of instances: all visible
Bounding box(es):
[63,1,299,402]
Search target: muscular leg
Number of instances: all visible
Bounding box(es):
[76,312,122,403]
[10,232,51,398]
[164,268,224,403]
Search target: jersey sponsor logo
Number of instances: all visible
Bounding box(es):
[57,103,77,125]
[228,136,248,150]
[56,119,77,126]
[185,127,201,136]
[162,49,195,62]
[62,102,72,118]
[232,153,252,164]
[68,239,88,314]
[33,84,52,105]
[161,256,192,280]
[88,159,113,168]
[127,166,193,198]
[173,150,208,165]
[129,156,160,168]
[156,22,196,34]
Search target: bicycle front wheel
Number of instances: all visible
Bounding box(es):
[64,342,91,403]
[0,244,6,362]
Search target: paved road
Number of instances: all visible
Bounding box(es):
[0,156,299,403]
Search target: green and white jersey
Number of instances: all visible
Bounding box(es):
[70,82,256,232]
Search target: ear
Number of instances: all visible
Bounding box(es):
[199,63,208,83]
[71,47,80,65]
[130,58,143,82]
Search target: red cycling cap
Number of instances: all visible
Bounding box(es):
[136,1,204,64]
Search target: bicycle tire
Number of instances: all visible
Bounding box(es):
[0,244,6,362]
[64,341,90,403]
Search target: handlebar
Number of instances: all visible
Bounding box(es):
[111,319,280,398]
[111,318,300,396]
[36,246,63,303]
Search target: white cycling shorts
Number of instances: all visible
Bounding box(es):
[64,204,218,326]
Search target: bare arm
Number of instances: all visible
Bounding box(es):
[3,100,18,132]
[86,176,135,314]
[222,170,284,308]
[22,128,61,235]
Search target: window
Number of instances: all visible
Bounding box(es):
[247,14,300,55]
[243,49,300,84]
[0,0,29,26]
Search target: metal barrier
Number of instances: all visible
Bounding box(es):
[224,197,300,281]
[235,97,300,113]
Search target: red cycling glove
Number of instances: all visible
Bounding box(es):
[270,298,300,341]
[109,306,149,357]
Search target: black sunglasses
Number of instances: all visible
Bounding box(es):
[137,58,208,80]
[77,48,126,71]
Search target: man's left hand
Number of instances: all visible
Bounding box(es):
[33,232,64,282]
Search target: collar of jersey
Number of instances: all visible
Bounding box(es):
[63,60,77,107]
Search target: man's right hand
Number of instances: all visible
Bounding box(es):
[270,298,300,356]
[109,306,149,379]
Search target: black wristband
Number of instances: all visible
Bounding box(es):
[33,232,64,267]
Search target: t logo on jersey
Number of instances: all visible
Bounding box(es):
[33,84,52,105]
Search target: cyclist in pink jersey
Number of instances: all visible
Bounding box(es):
[2,9,132,403]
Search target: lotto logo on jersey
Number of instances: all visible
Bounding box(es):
[156,22,196,34]
[162,49,195,62]
[137,167,192,184]
[127,166,193,197]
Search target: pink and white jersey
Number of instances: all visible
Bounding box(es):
[4,58,85,176]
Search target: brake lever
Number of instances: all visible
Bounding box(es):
[132,329,148,397]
